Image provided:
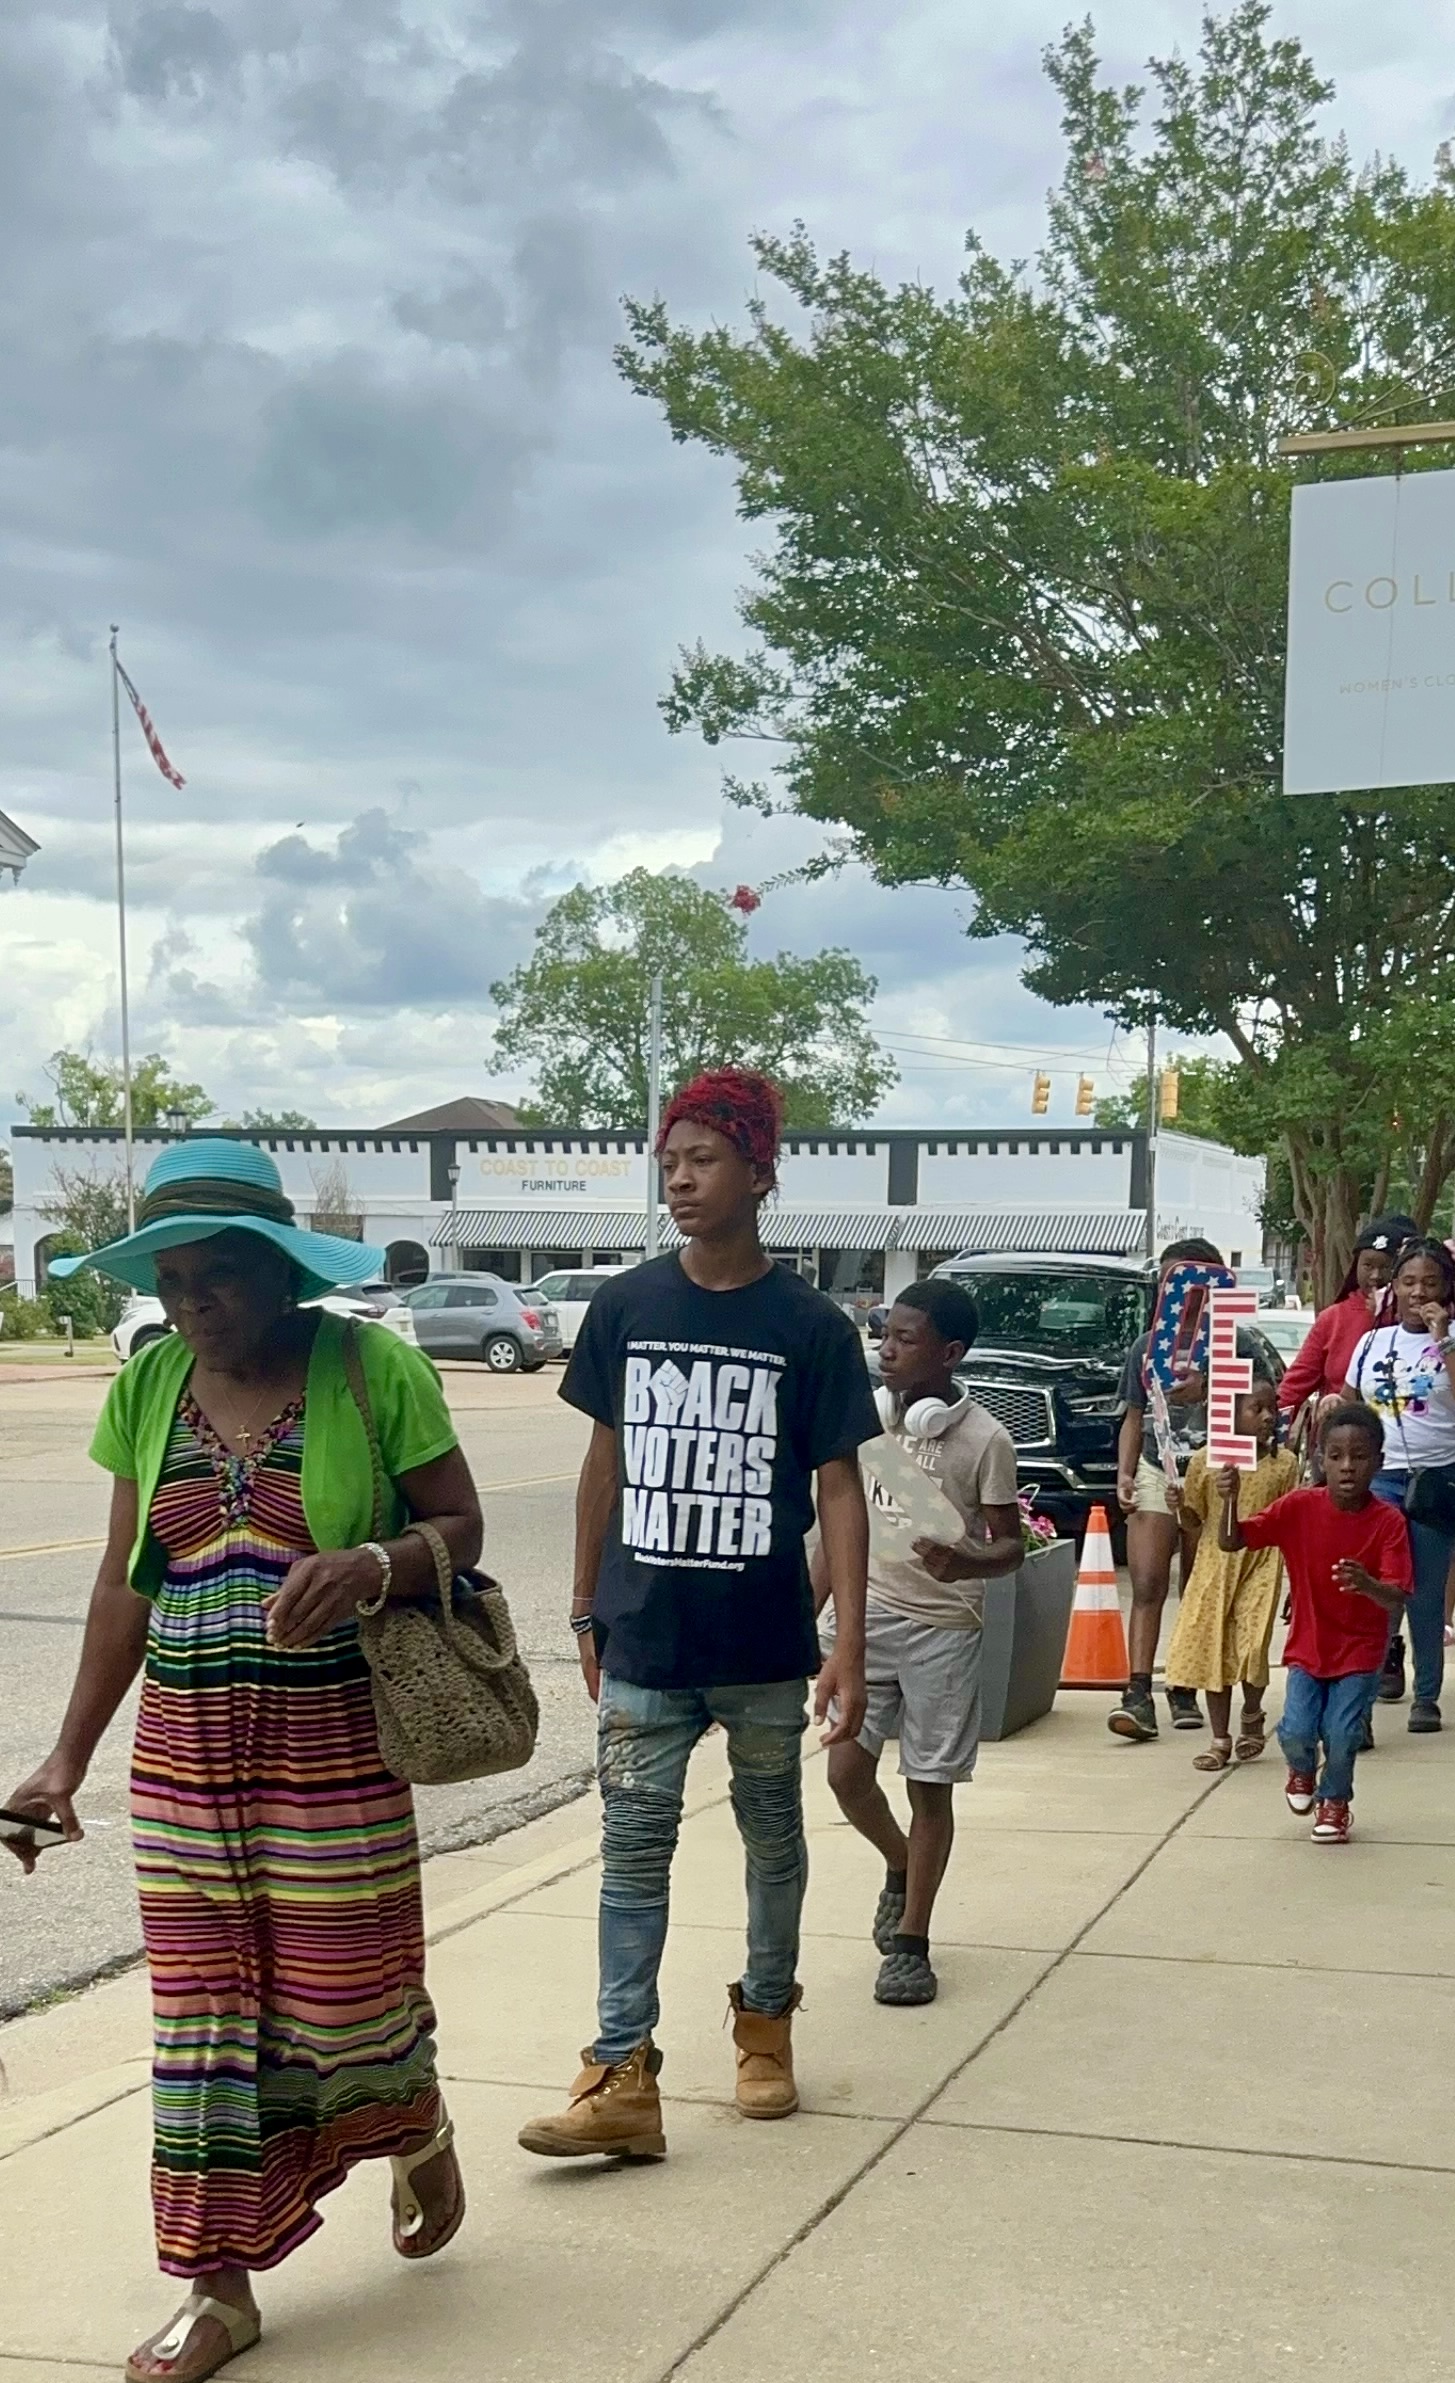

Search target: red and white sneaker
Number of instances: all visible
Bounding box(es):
[1311,1798,1352,1844]
[1284,1771,1317,1815]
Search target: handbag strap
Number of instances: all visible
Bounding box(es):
[341,1320,388,1541]
[405,1519,453,1600]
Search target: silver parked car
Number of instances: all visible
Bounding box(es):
[400,1273,562,1372]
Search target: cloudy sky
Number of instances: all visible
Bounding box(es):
[2,0,1452,1133]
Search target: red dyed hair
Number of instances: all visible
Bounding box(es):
[657,1067,784,1186]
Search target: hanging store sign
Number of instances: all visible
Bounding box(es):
[1284,469,1455,794]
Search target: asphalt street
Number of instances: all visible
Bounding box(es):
[0,1360,595,2016]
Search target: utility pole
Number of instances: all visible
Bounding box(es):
[1144,1003,1158,1264]
[643,972,664,1261]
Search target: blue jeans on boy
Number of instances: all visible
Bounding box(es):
[1371,1470,1450,1706]
[593,1673,809,2065]
[1278,1666,1382,1802]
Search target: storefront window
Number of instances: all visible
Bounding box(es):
[462,1247,522,1281]
[817,1249,885,1298]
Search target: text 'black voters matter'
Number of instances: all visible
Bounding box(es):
[621,1343,784,1570]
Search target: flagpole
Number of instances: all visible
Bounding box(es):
[110,626,136,1232]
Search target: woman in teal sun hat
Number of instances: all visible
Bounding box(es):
[6,1141,483,2383]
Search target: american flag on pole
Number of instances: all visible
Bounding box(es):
[115,660,185,789]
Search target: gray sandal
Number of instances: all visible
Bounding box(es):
[874,1949,938,2006]
[872,1880,906,1955]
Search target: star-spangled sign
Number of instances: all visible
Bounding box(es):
[1143,1260,1237,1392]
[1207,1285,1261,1469]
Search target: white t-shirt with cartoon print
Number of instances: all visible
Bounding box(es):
[1347,1325,1455,1470]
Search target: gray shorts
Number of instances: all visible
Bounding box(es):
[828,1605,982,1785]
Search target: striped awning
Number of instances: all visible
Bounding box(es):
[760,1209,901,1251]
[432,1204,1147,1257]
[432,1208,650,1249]
[895,1209,1147,1256]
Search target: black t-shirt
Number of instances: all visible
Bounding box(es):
[561,1253,881,1689]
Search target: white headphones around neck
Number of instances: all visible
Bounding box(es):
[875,1383,971,1441]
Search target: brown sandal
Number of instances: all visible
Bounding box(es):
[1235,1710,1268,1761]
[1193,1736,1233,1772]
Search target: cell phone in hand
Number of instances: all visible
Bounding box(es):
[0,1806,68,1851]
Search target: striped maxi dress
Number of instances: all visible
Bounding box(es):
[132,1391,439,2275]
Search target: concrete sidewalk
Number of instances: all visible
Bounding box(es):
[4,1689,1455,2380]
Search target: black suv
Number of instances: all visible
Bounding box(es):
[910,1250,1285,1545]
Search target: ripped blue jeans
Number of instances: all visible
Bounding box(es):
[593,1673,809,2065]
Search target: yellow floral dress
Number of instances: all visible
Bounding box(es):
[1165,1446,1298,1691]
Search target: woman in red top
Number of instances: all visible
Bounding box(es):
[1278,1215,1414,1427]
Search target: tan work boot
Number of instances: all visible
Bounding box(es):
[517,2041,666,2161]
[727,1983,802,2119]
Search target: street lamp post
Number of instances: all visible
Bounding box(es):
[447,1162,461,1274]
[165,1104,188,1138]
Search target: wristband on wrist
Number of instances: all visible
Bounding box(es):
[569,1611,596,1638]
[356,1541,392,1616]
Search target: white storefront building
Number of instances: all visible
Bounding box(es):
[10,1121,1265,1301]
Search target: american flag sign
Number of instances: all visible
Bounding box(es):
[1144,1260,1236,1392]
[1206,1285,1261,1468]
[115,660,185,789]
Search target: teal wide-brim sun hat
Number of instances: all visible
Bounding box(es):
[48,1139,386,1301]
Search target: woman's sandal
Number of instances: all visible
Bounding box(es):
[391,2110,466,2260]
[1193,1736,1233,1772]
[1235,1710,1268,1761]
[124,2293,260,2383]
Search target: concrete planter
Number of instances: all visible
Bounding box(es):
[980,1537,1079,1743]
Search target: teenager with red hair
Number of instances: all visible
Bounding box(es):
[519,1067,878,2162]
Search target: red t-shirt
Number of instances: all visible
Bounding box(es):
[1240,1488,1413,1678]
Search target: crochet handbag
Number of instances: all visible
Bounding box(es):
[342,1324,539,1786]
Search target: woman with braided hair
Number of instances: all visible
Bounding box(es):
[4,1140,480,2382]
[520,1067,879,2162]
[1342,1235,1455,1732]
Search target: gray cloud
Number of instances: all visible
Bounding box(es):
[3,0,1449,1129]
[244,807,545,1008]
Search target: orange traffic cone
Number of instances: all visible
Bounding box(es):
[1059,1503,1129,1688]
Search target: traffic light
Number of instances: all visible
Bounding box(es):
[1032,1072,1051,1115]
[1075,1075,1094,1117]
[1159,1067,1180,1121]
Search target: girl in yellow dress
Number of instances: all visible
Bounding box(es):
[1166,1382,1297,1770]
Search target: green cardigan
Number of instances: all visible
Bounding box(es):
[90,1311,460,1595]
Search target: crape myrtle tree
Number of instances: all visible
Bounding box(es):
[618,2,1455,1300]
[490,867,894,1128]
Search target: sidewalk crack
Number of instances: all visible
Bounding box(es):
[657,1760,1233,2379]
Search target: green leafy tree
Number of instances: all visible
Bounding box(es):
[36,1167,130,1335]
[1093,1055,1236,1142]
[235,1109,318,1132]
[490,868,895,1127]
[38,1237,125,1338]
[18,1049,214,1131]
[617,2,1455,1300]
[0,1144,11,1213]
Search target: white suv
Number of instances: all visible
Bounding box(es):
[530,1265,631,1353]
[112,1285,419,1361]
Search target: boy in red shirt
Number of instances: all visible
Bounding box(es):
[1218,1405,1412,1845]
